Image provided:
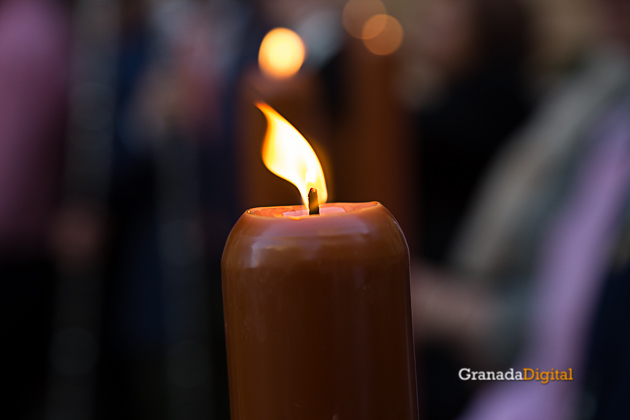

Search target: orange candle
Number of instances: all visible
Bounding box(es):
[222,104,418,420]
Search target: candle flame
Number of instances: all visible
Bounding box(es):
[258,28,306,79]
[257,102,328,207]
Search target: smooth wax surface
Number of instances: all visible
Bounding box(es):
[222,202,418,420]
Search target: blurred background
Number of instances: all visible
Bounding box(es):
[3,0,630,419]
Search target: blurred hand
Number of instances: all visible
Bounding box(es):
[410,261,498,365]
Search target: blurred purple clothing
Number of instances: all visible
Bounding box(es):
[0,0,70,256]
[460,96,630,420]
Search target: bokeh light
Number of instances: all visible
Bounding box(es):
[342,0,387,39]
[362,14,404,56]
[258,28,306,79]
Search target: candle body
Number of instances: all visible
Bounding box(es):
[222,202,418,420]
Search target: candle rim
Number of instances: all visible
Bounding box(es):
[223,200,409,265]
[246,202,381,219]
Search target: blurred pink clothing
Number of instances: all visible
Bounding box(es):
[460,97,630,420]
[0,0,70,256]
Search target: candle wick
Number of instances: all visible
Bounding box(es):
[308,188,319,215]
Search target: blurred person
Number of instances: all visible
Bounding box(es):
[582,204,630,420]
[455,77,630,420]
[0,0,71,417]
[50,1,249,418]
[413,0,534,264]
[411,0,630,419]
[408,0,535,418]
[97,1,236,418]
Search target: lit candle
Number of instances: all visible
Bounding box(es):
[222,104,418,419]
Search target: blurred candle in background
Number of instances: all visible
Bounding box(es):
[222,104,418,420]
[334,34,416,252]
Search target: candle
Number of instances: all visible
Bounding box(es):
[222,104,418,419]
[334,36,417,252]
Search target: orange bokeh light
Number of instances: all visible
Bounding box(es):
[258,28,306,79]
[362,14,404,56]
